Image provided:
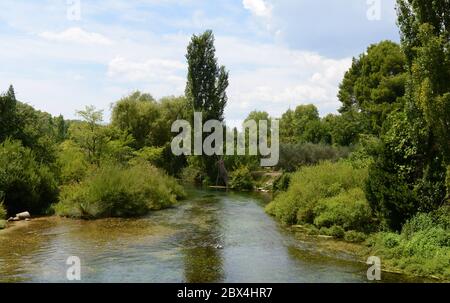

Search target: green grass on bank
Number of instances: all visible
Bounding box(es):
[367,207,450,280]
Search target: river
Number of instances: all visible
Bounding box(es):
[0,187,422,282]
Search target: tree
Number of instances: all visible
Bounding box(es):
[185,30,229,181]
[280,104,323,144]
[55,114,69,142]
[338,41,407,136]
[70,106,108,166]
[111,91,161,149]
[185,30,229,122]
[366,0,449,230]
[0,85,17,141]
[0,139,58,215]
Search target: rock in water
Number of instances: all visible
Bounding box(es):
[16,212,31,220]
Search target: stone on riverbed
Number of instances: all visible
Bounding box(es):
[16,212,31,220]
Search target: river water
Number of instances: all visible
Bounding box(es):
[0,188,420,282]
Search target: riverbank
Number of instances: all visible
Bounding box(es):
[287,224,446,282]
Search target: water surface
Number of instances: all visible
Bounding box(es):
[0,188,420,282]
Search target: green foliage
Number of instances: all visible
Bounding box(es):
[266,161,369,227]
[14,101,59,164]
[368,205,450,279]
[277,143,350,172]
[112,92,160,149]
[0,85,18,142]
[344,230,367,243]
[0,139,58,215]
[55,162,185,218]
[272,173,291,194]
[186,30,228,122]
[185,30,229,181]
[447,166,450,201]
[0,202,6,220]
[338,41,406,136]
[319,225,345,239]
[180,163,205,185]
[366,107,447,231]
[280,105,327,144]
[321,111,370,146]
[57,140,89,184]
[313,188,373,232]
[69,106,108,166]
[229,166,254,191]
[345,135,381,169]
[133,146,165,166]
[366,0,450,231]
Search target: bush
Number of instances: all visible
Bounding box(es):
[133,146,165,166]
[277,143,350,172]
[0,202,6,219]
[57,140,89,184]
[266,161,368,225]
[320,225,345,239]
[368,206,450,279]
[229,166,254,191]
[55,162,185,218]
[344,231,367,243]
[313,188,373,232]
[0,139,58,215]
[272,173,291,194]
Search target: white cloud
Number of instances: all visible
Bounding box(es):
[243,0,272,17]
[212,36,352,120]
[39,27,113,45]
[106,56,186,97]
[107,56,186,82]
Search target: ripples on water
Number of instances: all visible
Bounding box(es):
[0,188,422,282]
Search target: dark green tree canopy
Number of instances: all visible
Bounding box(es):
[338,41,407,135]
[185,30,229,122]
[366,0,450,230]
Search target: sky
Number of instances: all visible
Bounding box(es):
[0,0,400,127]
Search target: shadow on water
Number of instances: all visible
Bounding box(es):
[0,186,429,283]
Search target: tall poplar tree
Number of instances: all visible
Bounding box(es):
[185,30,229,182]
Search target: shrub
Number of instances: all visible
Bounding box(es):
[272,173,291,194]
[0,202,6,219]
[320,225,345,239]
[55,162,185,218]
[344,231,367,243]
[313,188,373,232]
[368,206,450,279]
[229,166,254,191]
[132,146,165,167]
[266,161,368,226]
[276,143,350,172]
[0,139,58,215]
[57,140,89,184]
